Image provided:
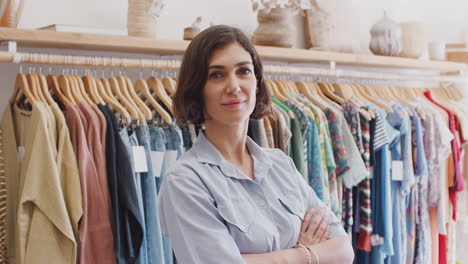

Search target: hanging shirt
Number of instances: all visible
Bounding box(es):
[425,91,464,220]
[65,104,116,264]
[50,102,83,261]
[368,104,397,264]
[98,105,144,264]
[157,132,347,264]
[341,101,372,252]
[2,102,76,264]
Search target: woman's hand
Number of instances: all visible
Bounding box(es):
[296,209,330,246]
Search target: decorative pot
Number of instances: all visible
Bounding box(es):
[253,8,294,48]
[0,0,24,28]
[369,13,402,56]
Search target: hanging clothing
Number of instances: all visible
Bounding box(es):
[2,102,77,264]
[135,125,166,264]
[98,105,144,264]
[119,128,148,264]
[66,104,116,264]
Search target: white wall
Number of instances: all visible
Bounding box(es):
[16,0,468,48]
[2,0,468,112]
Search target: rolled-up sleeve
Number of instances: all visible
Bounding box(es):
[289,158,348,239]
[157,171,246,264]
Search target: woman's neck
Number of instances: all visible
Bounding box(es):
[204,119,250,165]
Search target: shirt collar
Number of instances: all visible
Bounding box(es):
[192,131,273,181]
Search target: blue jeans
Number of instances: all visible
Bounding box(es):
[136,125,165,264]
[150,127,167,194]
[163,126,184,159]
[120,128,148,264]
[162,126,185,264]
[150,127,173,264]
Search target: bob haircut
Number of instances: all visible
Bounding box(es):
[173,25,271,125]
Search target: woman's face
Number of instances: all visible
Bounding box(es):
[203,41,257,126]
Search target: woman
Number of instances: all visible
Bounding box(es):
[157,25,354,264]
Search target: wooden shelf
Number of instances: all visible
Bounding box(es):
[0,27,467,71]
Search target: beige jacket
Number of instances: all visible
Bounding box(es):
[1,102,77,264]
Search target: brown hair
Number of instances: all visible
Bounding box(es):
[173,25,270,125]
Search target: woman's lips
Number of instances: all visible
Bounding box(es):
[222,100,245,108]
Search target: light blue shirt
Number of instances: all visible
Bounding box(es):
[157,131,347,264]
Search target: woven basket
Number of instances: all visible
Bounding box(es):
[128,0,158,38]
[253,8,294,48]
[0,0,24,27]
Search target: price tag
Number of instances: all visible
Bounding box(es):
[392,161,404,181]
[166,150,178,170]
[132,146,148,173]
[151,151,165,178]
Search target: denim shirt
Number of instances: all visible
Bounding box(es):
[157,132,347,264]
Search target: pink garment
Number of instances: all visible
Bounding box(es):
[65,104,116,264]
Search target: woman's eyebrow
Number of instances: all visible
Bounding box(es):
[208,61,253,69]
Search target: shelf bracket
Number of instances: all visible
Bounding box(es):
[1,41,17,53]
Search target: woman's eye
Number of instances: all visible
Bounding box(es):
[208,72,223,79]
[238,68,252,75]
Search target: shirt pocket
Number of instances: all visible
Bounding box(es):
[217,199,255,233]
[278,193,305,221]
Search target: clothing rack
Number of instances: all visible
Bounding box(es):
[1,51,466,84]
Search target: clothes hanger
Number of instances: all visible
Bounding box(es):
[286,81,301,97]
[162,77,177,96]
[47,74,71,105]
[30,73,48,103]
[354,84,393,112]
[267,80,287,102]
[273,80,293,101]
[276,80,301,105]
[10,73,36,107]
[109,76,142,122]
[134,79,172,124]
[265,79,274,97]
[57,75,77,105]
[99,77,116,100]
[65,75,84,103]
[90,76,106,105]
[318,82,344,104]
[147,76,174,114]
[26,73,45,103]
[74,75,94,105]
[125,76,153,120]
[37,73,54,105]
[83,75,101,104]
[333,83,356,101]
[95,78,132,124]
[117,75,142,113]
[306,82,332,111]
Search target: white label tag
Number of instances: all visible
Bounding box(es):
[151,151,165,178]
[166,150,178,170]
[132,146,148,173]
[392,161,404,181]
[18,146,25,161]
[369,166,374,179]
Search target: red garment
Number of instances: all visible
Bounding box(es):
[65,104,116,264]
[424,91,464,220]
[439,234,447,264]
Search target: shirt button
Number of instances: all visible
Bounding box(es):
[239,225,246,232]
[259,200,265,206]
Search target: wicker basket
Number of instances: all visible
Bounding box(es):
[128,0,158,38]
[0,0,24,27]
[253,8,294,48]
